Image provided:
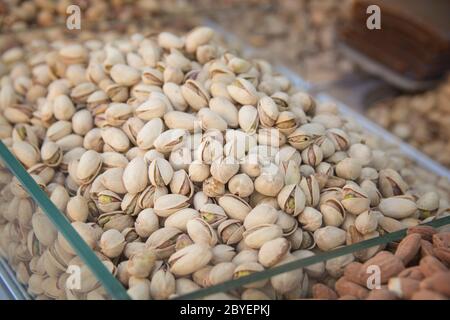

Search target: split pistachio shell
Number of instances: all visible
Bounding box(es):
[154,194,190,217]
[165,208,200,232]
[169,243,212,276]
[243,224,283,249]
[218,219,245,245]
[258,237,290,268]
[218,194,252,221]
[270,255,303,294]
[100,229,125,258]
[186,217,218,246]
[227,78,258,105]
[277,184,306,217]
[149,158,174,187]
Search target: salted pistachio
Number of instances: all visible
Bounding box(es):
[197,204,226,228]
[164,111,199,133]
[12,141,40,168]
[254,164,284,197]
[75,150,102,185]
[208,262,235,286]
[292,250,325,279]
[379,196,417,219]
[185,27,214,53]
[341,183,371,215]
[358,180,381,208]
[66,195,89,223]
[270,254,304,294]
[96,190,122,212]
[209,97,239,128]
[137,185,167,210]
[326,128,350,151]
[101,127,130,152]
[301,144,323,167]
[209,157,239,184]
[136,118,164,150]
[355,209,379,235]
[127,249,157,278]
[181,79,209,111]
[335,158,362,180]
[275,111,297,136]
[110,64,140,87]
[164,208,199,232]
[153,129,187,154]
[298,207,323,232]
[99,229,125,258]
[277,184,306,217]
[39,140,62,167]
[258,237,290,268]
[58,221,96,255]
[135,97,166,121]
[147,157,173,187]
[227,78,258,105]
[416,191,440,218]
[243,224,283,249]
[145,227,182,259]
[299,175,320,208]
[203,177,225,197]
[12,124,39,148]
[378,168,409,197]
[186,217,218,246]
[314,226,346,251]
[192,265,213,288]
[238,105,259,134]
[120,156,147,194]
[325,250,355,278]
[197,108,228,132]
[196,136,223,164]
[169,243,212,276]
[320,198,346,227]
[150,264,176,300]
[218,219,245,245]
[169,169,194,198]
[154,194,189,217]
[257,96,279,128]
[233,262,267,289]
[188,160,210,183]
[211,245,236,264]
[218,194,252,221]
[134,208,159,238]
[226,173,253,198]
[243,204,279,230]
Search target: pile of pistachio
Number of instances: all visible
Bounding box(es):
[0,26,449,300]
[368,77,450,168]
[207,0,354,83]
[0,0,195,32]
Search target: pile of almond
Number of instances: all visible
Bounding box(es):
[312,226,450,300]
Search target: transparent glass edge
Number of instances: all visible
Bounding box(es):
[0,141,130,300]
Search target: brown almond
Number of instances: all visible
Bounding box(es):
[312,283,338,300]
[366,288,397,300]
[395,233,422,265]
[434,247,450,265]
[387,277,420,299]
[420,239,435,258]
[407,226,436,242]
[411,289,447,300]
[359,251,405,284]
[419,255,448,277]
[343,262,365,286]
[335,277,369,299]
[398,266,424,281]
[432,232,450,248]
[419,271,450,297]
